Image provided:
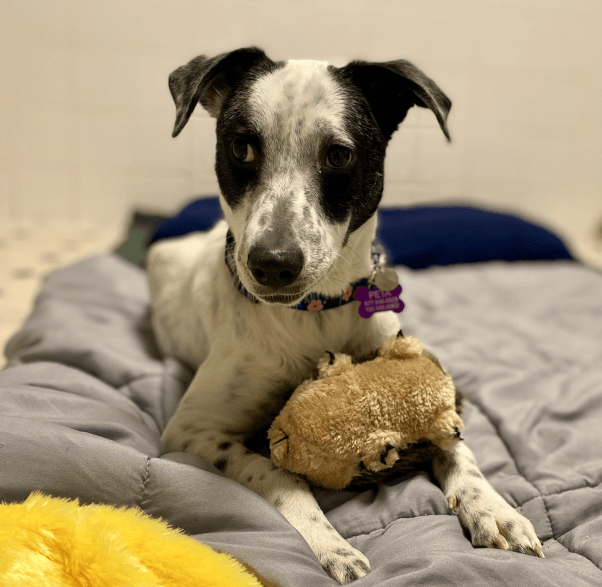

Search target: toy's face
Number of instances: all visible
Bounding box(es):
[268,425,404,490]
[268,425,356,490]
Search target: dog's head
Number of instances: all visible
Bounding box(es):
[169,47,450,305]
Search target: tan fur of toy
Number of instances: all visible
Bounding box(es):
[268,335,463,490]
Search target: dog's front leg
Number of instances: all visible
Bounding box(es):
[432,441,544,557]
[161,351,371,585]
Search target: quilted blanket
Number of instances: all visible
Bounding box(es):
[1,253,601,586]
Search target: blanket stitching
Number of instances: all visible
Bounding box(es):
[467,399,542,495]
[466,399,558,543]
[520,481,602,503]
[536,479,602,499]
[539,494,557,542]
[139,456,151,511]
[342,513,457,541]
[554,535,602,573]
[467,401,602,572]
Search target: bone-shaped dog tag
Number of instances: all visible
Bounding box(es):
[355,284,404,319]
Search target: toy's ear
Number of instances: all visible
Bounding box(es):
[315,351,353,379]
[268,428,290,464]
[425,410,465,451]
[361,431,404,472]
[378,334,423,360]
[421,347,448,374]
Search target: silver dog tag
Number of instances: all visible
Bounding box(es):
[374,267,399,292]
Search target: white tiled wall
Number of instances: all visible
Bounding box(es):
[1,0,602,250]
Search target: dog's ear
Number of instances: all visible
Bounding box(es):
[338,59,451,142]
[168,47,274,137]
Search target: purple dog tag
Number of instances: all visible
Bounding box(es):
[355,284,404,319]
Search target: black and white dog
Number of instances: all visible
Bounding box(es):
[148,47,543,584]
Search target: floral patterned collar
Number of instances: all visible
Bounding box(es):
[224,230,385,311]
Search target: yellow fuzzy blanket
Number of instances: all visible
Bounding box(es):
[0,493,266,587]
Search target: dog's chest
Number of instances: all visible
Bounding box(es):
[243,302,395,388]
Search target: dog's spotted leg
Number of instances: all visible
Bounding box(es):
[432,441,544,557]
[163,426,370,583]
[161,352,370,584]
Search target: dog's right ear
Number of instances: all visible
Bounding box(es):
[168,47,274,137]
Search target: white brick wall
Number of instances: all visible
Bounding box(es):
[1,0,601,258]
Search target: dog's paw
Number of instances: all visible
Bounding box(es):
[319,545,371,584]
[449,490,544,558]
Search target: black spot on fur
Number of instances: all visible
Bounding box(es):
[470,510,489,524]
[334,549,353,558]
[344,565,362,583]
[354,559,370,573]
[246,475,253,484]
[273,497,283,508]
[214,458,228,472]
[218,441,232,451]
[183,424,203,433]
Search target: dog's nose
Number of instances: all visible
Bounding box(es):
[247,244,304,287]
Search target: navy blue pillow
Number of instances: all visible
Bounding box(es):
[377,205,572,268]
[152,197,223,241]
[151,197,573,269]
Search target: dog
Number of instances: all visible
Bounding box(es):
[147,47,544,584]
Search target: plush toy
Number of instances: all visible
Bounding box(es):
[268,333,463,490]
[0,492,276,587]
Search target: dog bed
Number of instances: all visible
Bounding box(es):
[1,203,601,586]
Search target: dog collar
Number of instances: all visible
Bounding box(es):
[224,230,389,311]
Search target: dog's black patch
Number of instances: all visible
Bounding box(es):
[319,67,388,236]
[328,60,451,238]
[214,457,228,472]
[214,59,283,212]
[334,549,353,558]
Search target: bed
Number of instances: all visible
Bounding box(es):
[1,199,601,586]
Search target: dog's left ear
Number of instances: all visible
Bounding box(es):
[338,59,451,142]
[168,47,275,137]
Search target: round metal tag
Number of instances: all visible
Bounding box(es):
[374,267,399,292]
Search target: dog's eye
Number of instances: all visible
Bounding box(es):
[326,145,352,169]
[231,140,255,163]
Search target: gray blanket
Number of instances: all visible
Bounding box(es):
[1,253,601,586]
